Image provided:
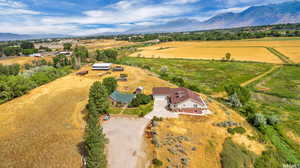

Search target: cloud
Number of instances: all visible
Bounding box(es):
[0,0,25,8]
[0,8,42,15]
[0,0,42,15]
[42,1,191,25]
[164,0,200,4]
[213,6,250,15]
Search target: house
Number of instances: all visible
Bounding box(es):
[92,63,112,70]
[112,66,124,71]
[110,90,135,107]
[152,87,211,115]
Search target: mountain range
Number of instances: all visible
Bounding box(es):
[126,1,300,33]
[1,1,300,41]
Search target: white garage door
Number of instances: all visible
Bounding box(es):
[153,95,167,101]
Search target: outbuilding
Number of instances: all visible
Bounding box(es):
[92,63,112,70]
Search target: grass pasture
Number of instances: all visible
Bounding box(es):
[119,57,273,94]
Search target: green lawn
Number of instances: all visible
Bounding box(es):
[118,57,273,94]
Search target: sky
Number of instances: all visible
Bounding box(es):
[0,0,295,35]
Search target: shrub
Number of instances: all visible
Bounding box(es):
[228,127,246,135]
[253,113,267,127]
[152,159,163,167]
[220,138,256,168]
[129,94,152,107]
[267,116,279,126]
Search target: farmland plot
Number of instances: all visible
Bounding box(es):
[131,40,300,63]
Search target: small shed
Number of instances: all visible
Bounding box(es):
[112,66,124,71]
[110,90,135,107]
[134,86,144,94]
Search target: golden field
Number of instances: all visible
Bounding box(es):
[79,39,135,51]
[274,47,300,63]
[0,56,53,65]
[0,65,173,168]
[130,40,300,63]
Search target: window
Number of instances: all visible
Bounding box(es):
[194,104,198,108]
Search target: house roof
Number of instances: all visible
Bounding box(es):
[110,90,135,104]
[169,88,205,106]
[153,87,205,106]
[152,87,172,95]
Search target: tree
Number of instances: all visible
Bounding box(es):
[20,41,34,49]
[22,49,37,55]
[3,47,20,56]
[102,77,117,95]
[72,46,89,69]
[225,53,231,61]
[52,54,70,68]
[89,82,109,115]
[63,43,72,51]
[225,84,250,106]
[171,77,185,86]
[96,49,118,62]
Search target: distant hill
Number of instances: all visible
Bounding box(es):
[0,33,67,41]
[126,1,300,34]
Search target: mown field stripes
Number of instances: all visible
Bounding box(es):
[265,47,294,64]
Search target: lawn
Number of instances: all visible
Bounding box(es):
[118,57,273,94]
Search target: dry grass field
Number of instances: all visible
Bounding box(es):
[147,96,265,168]
[274,47,300,63]
[0,64,174,168]
[0,56,53,65]
[79,39,135,51]
[131,39,300,63]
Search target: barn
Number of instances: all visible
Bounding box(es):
[92,63,112,70]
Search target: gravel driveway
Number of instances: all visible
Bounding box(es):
[103,117,149,168]
[144,99,178,119]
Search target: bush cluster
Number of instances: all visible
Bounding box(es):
[0,66,71,104]
[129,94,152,107]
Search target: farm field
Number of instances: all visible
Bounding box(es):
[274,47,300,63]
[79,39,135,51]
[130,39,300,63]
[0,64,174,168]
[0,56,53,65]
[118,57,273,94]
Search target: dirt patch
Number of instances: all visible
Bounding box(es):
[286,131,300,146]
